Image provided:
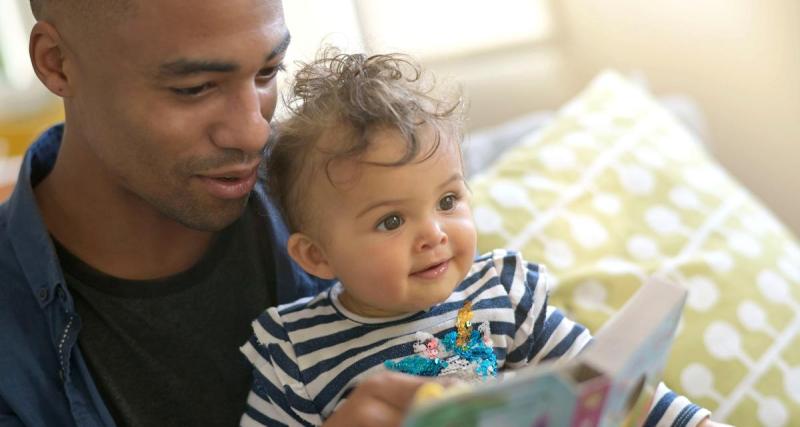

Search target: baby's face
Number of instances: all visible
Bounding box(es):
[312,128,477,317]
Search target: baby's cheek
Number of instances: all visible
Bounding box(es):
[362,253,406,293]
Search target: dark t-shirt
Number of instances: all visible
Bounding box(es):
[55,207,275,427]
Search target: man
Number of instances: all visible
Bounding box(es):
[0,0,427,425]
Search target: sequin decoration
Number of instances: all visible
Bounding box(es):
[456,301,473,349]
[384,301,498,380]
[384,354,448,377]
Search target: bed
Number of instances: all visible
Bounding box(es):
[463,71,800,426]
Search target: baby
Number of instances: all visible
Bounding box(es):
[240,48,716,427]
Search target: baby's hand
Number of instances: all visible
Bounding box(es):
[411,378,470,406]
[698,418,735,427]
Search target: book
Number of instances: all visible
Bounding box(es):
[403,276,688,427]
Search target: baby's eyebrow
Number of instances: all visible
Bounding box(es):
[356,198,411,219]
[437,173,465,189]
[355,173,464,219]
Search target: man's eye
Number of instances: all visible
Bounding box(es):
[256,63,286,81]
[171,83,214,97]
[439,194,457,211]
[377,215,404,231]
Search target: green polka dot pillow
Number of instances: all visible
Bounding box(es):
[470,71,800,426]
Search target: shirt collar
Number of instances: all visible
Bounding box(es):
[5,124,66,307]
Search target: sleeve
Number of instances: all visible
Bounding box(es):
[643,383,712,427]
[502,251,593,368]
[502,251,713,427]
[239,308,323,427]
[0,394,24,427]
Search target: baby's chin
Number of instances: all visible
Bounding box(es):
[369,295,452,317]
[348,278,462,316]
[407,286,460,312]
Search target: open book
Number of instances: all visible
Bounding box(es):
[403,277,688,427]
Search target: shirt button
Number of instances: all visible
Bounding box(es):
[58,369,65,382]
[38,288,49,301]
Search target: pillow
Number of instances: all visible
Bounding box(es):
[469,71,800,426]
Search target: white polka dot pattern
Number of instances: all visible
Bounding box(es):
[470,71,800,425]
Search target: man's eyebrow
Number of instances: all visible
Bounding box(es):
[157,32,291,77]
[267,32,291,60]
[158,59,239,77]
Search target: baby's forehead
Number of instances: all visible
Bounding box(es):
[319,137,461,191]
[299,130,464,233]
[297,122,462,211]
[316,123,405,151]
[316,123,450,164]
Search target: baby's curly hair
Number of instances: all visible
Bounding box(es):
[267,47,465,233]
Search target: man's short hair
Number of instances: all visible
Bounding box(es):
[267,47,465,233]
[30,0,133,24]
[29,0,44,19]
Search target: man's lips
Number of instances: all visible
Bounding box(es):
[196,165,259,199]
[202,162,261,179]
[411,259,451,279]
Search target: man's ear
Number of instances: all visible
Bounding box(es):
[29,21,72,97]
[287,233,336,280]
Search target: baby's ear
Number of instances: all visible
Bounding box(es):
[287,233,336,280]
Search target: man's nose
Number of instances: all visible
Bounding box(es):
[415,219,448,252]
[211,84,271,155]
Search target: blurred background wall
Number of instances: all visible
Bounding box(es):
[554,0,800,237]
[1,0,797,234]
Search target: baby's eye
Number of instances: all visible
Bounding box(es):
[438,194,457,211]
[377,214,404,231]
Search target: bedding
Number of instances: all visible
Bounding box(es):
[468,71,800,426]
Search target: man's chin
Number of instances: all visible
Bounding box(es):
[163,196,250,232]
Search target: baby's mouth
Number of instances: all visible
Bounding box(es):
[411,259,451,279]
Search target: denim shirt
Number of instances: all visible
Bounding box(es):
[0,125,328,427]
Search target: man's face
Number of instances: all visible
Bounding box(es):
[62,0,288,230]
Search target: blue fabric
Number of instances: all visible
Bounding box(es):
[643,390,678,427]
[0,124,328,427]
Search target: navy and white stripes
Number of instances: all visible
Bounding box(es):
[240,250,709,426]
[645,384,710,427]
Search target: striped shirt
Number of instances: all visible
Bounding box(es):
[240,250,710,427]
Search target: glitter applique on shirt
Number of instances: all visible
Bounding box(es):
[384,301,497,381]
